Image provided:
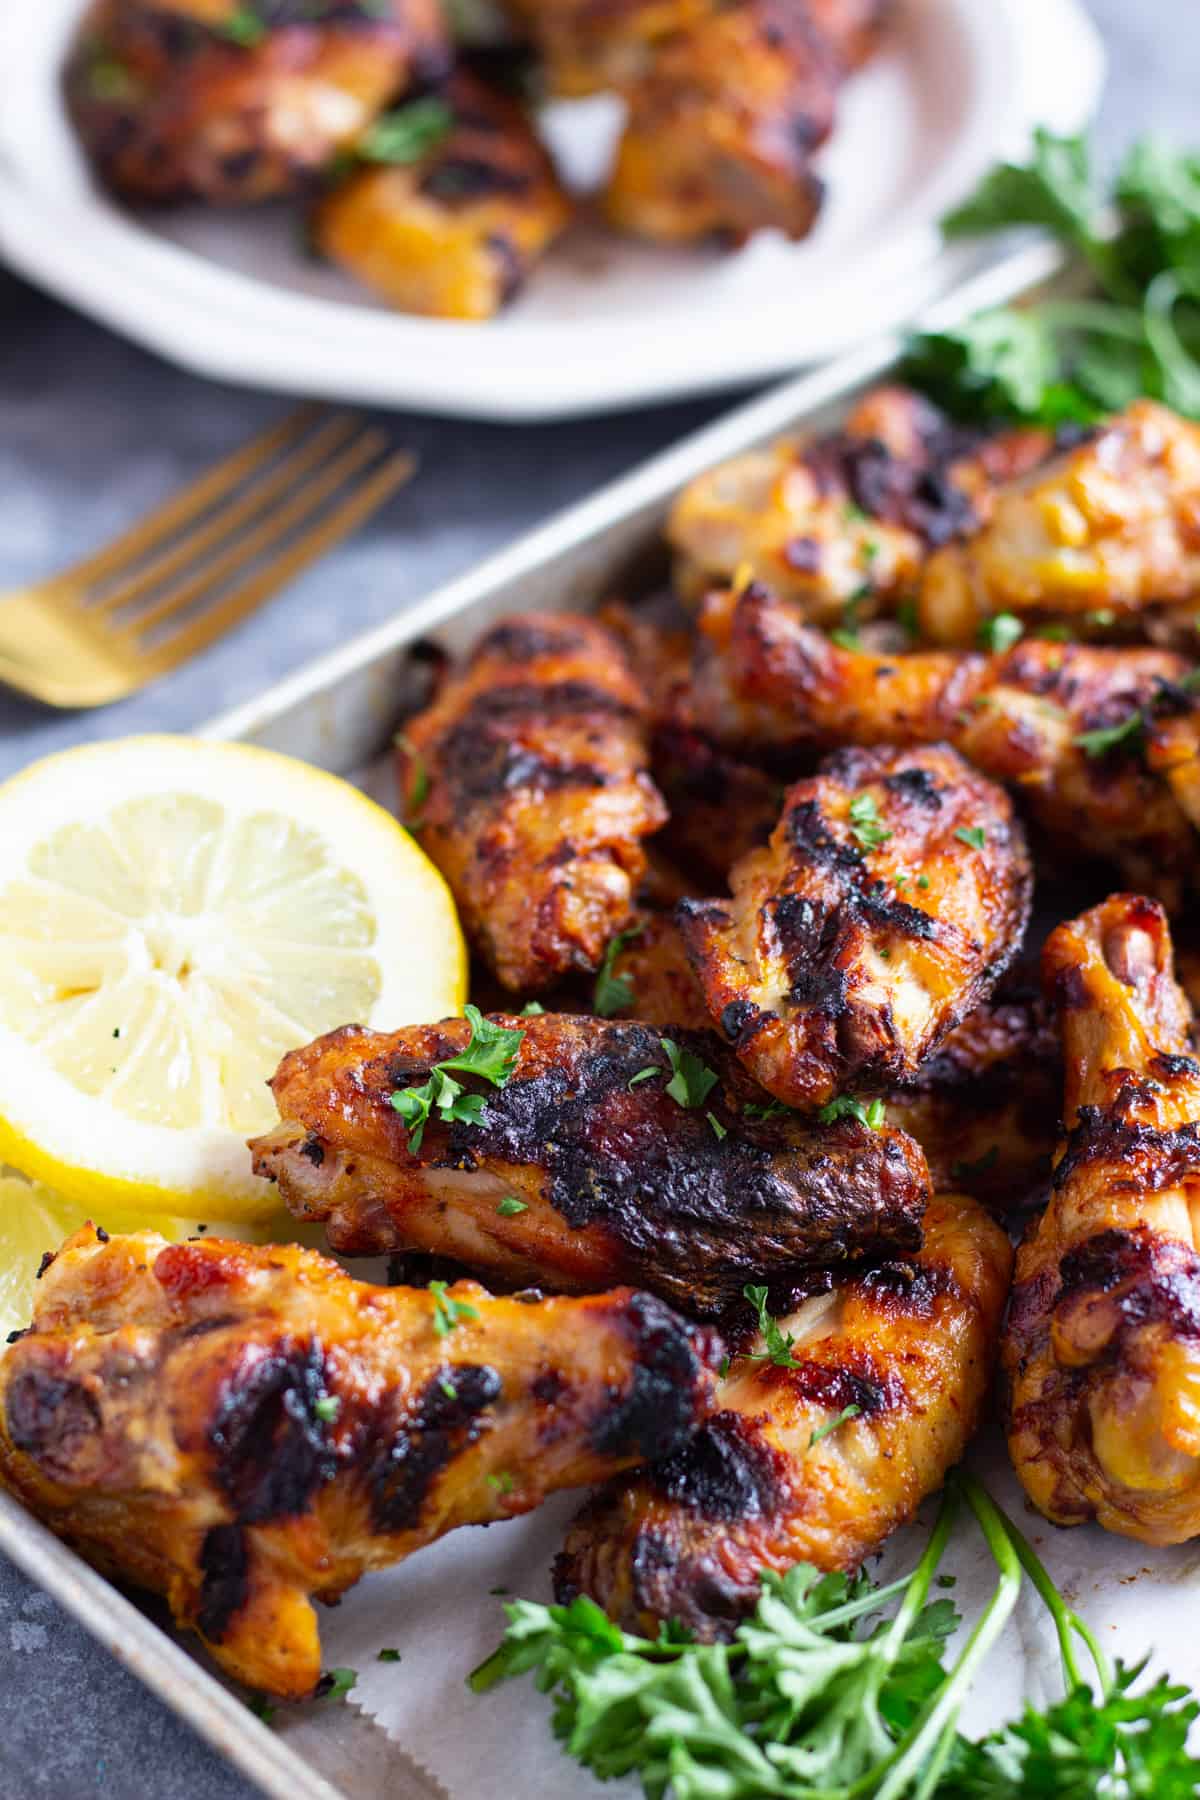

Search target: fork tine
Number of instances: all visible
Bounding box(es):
[55,407,323,591]
[89,414,361,616]
[119,428,391,641]
[139,451,416,678]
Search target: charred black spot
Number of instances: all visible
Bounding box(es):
[210,1338,339,1524]
[94,1226,110,1244]
[368,1364,501,1534]
[434,680,638,809]
[197,1524,249,1643]
[1054,1111,1200,1194]
[859,1260,951,1311]
[532,1369,567,1404]
[882,767,943,808]
[485,232,525,306]
[647,1411,785,1520]
[422,157,531,202]
[35,1252,55,1281]
[483,620,592,662]
[5,1372,101,1469]
[804,432,978,548]
[1058,1227,1200,1341]
[786,798,863,872]
[721,999,760,1041]
[299,1135,325,1167]
[589,1292,705,1462]
[1155,1053,1200,1079]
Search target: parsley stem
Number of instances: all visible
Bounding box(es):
[876,1482,958,1665]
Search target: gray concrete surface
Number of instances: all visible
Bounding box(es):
[0,1,1192,1792]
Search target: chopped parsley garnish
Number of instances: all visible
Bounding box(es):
[978,612,1024,653]
[396,735,429,832]
[429,1279,479,1337]
[742,1284,804,1371]
[817,1094,886,1130]
[439,1376,458,1400]
[955,825,987,850]
[520,1000,545,1015]
[593,924,644,1017]
[313,1395,341,1423]
[847,792,892,852]
[627,1066,660,1090]
[359,97,454,166]
[743,1098,792,1121]
[809,1403,862,1448]
[487,1471,515,1495]
[706,1111,727,1141]
[391,1007,523,1150]
[318,1667,358,1703]
[917,873,931,890]
[221,7,268,46]
[660,1038,719,1110]
[496,1196,527,1216]
[377,1648,402,1663]
[1075,709,1145,757]
[248,1695,275,1725]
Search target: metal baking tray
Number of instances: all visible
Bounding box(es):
[0,235,1077,1800]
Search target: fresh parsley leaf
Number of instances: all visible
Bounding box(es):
[743,1098,792,1120]
[313,1395,340,1423]
[439,1006,524,1087]
[660,1038,719,1110]
[943,127,1105,261]
[977,612,1024,653]
[817,1094,886,1130]
[706,1110,727,1140]
[1075,709,1145,757]
[428,1279,480,1337]
[221,7,268,46]
[831,627,863,650]
[390,1010,524,1149]
[743,1283,804,1370]
[627,1065,660,1091]
[593,924,644,1017]
[378,1648,402,1662]
[520,1000,545,1015]
[955,825,987,850]
[318,1667,358,1703]
[248,1694,275,1725]
[487,1471,515,1495]
[809,1403,862,1448]
[359,97,454,166]
[396,735,430,832]
[917,873,931,890]
[439,1376,458,1400]
[496,1196,527,1216]
[847,791,892,852]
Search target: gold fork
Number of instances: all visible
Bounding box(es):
[0,408,415,708]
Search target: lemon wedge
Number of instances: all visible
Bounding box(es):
[0,736,466,1220]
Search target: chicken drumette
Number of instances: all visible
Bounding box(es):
[677,743,1033,1110]
[0,1227,717,1695]
[249,1010,930,1314]
[556,1190,1011,1636]
[1004,893,1200,1545]
[397,613,667,992]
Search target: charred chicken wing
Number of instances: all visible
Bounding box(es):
[1004,894,1200,1545]
[66,0,447,204]
[249,1010,930,1314]
[313,72,572,320]
[556,1189,1011,1636]
[397,614,667,992]
[676,744,1032,1110]
[0,1227,717,1695]
[692,579,1200,905]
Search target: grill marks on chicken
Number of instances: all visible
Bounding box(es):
[555,1190,1011,1637]
[398,614,667,992]
[66,0,448,205]
[250,1012,930,1314]
[1004,894,1200,1545]
[0,1227,717,1695]
[677,745,1032,1110]
[692,579,1200,905]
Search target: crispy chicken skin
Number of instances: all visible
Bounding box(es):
[692,579,1200,905]
[0,1227,717,1695]
[249,1012,930,1314]
[676,745,1033,1110]
[919,402,1200,645]
[65,0,447,205]
[603,0,835,245]
[667,386,1057,623]
[1004,895,1200,1545]
[397,614,667,992]
[556,1190,1011,1636]
[313,72,572,320]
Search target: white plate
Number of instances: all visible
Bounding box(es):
[0,0,1101,419]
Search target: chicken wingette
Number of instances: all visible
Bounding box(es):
[0,1227,718,1695]
[918,401,1200,646]
[66,0,447,204]
[312,72,572,320]
[1004,893,1200,1545]
[397,613,667,992]
[692,578,1200,905]
[249,1010,931,1314]
[676,744,1033,1110]
[667,384,1060,624]
[556,1189,1011,1636]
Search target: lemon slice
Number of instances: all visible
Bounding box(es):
[0,736,466,1220]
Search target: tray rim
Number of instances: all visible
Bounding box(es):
[2,233,1075,1800]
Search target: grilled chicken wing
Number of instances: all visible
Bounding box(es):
[919,402,1200,646]
[1004,894,1200,1544]
[556,1189,1011,1636]
[66,0,447,204]
[692,579,1200,905]
[650,722,785,885]
[0,1227,717,1695]
[603,0,834,245]
[667,386,1057,624]
[397,614,667,992]
[676,744,1032,1111]
[313,72,571,320]
[250,1011,930,1314]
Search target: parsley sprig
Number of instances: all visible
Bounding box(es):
[903,129,1200,424]
[593,924,645,1018]
[818,1094,887,1130]
[848,793,893,853]
[470,1471,1200,1800]
[390,1007,524,1151]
